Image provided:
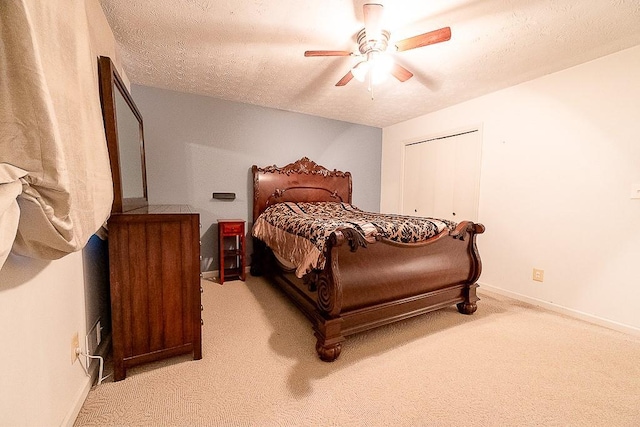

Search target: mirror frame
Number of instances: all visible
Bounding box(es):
[98,55,148,213]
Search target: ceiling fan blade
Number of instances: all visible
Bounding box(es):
[395,27,451,52]
[335,70,354,86]
[363,3,384,41]
[391,63,413,82]
[304,50,352,57]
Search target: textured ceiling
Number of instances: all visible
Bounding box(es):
[99,0,640,128]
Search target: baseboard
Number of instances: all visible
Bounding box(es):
[61,375,92,427]
[202,267,251,280]
[478,282,640,337]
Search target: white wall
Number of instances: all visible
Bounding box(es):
[0,1,125,425]
[0,253,88,425]
[382,45,640,332]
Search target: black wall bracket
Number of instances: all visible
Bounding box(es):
[212,192,236,200]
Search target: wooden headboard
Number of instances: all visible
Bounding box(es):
[252,157,352,222]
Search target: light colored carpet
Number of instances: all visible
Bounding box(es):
[75,276,640,426]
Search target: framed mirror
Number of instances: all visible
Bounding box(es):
[98,55,148,213]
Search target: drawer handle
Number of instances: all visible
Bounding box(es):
[200,287,204,293]
[201,304,204,311]
[201,319,204,326]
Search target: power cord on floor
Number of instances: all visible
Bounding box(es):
[76,348,109,385]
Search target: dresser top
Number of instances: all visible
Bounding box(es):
[123,204,195,214]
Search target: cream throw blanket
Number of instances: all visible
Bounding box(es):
[0,0,113,269]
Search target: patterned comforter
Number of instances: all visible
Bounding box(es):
[252,202,456,278]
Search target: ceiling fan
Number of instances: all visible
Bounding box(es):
[305,3,451,88]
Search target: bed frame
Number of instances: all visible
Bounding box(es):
[250,157,485,362]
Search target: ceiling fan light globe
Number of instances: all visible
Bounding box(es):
[374,53,394,75]
[352,61,370,82]
[365,52,393,85]
[371,67,390,85]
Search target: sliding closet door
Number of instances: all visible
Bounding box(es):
[451,130,482,221]
[402,129,482,222]
[402,143,427,216]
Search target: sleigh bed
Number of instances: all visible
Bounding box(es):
[250,157,485,362]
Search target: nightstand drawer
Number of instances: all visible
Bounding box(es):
[219,221,244,235]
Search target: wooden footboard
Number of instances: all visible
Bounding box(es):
[253,221,484,361]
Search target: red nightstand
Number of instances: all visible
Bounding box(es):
[218,220,246,284]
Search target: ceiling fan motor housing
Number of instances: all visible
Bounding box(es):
[357,28,391,55]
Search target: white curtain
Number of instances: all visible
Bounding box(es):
[0,0,113,269]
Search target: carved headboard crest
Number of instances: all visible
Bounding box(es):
[260,157,350,178]
[252,157,353,222]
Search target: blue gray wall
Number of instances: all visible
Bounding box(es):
[132,85,382,272]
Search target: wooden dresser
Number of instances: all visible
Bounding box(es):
[108,205,202,381]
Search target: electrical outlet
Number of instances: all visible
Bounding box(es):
[71,332,79,364]
[533,268,544,282]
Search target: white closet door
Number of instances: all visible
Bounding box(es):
[402,130,481,222]
[402,143,423,215]
[432,138,455,219]
[451,131,482,221]
[403,142,437,216]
